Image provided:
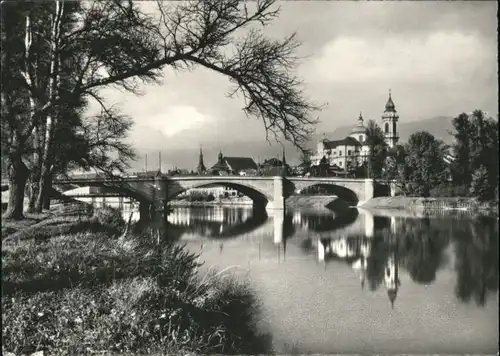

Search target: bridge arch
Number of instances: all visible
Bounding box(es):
[166,180,273,208]
[292,182,360,206]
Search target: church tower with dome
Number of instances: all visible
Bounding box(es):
[381,89,400,148]
[350,112,368,144]
[310,90,401,169]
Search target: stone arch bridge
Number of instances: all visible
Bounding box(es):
[55,175,388,219]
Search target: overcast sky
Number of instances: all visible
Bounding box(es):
[95,0,498,154]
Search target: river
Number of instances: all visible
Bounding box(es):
[123,204,499,354]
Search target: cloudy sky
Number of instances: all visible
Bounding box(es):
[95,0,497,168]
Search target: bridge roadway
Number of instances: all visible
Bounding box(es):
[53,174,393,220]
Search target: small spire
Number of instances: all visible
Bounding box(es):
[197,144,206,174]
[385,89,396,112]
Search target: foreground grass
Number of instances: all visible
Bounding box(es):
[2,205,270,355]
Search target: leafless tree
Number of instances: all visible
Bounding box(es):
[2,0,321,219]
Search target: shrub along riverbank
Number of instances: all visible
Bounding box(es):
[2,204,270,355]
[361,196,498,214]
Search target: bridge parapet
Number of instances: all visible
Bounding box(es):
[55,175,377,211]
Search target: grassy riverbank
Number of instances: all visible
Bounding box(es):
[2,204,270,355]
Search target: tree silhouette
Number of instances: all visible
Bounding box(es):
[365,120,386,179]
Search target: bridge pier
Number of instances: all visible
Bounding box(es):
[266,176,285,210]
[154,176,169,221]
[359,178,375,206]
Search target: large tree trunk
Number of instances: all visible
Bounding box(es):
[35,150,53,212]
[27,158,41,212]
[27,124,44,213]
[3,156,29,220]
[42,173,52,210]
[34,1,64,213]
[26,178,39,213]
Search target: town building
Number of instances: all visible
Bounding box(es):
[258,149,289,176]
[209,151,258,176]
[382,90,400,148]
[311,90,400,169]
[178,149,258,200]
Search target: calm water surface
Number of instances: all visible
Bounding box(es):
[127,205,499,354]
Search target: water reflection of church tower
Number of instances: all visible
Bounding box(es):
[384,250,401,309]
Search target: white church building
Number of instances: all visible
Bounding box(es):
[311,90,400,168]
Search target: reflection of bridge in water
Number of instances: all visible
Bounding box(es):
[164,208,499,310]
[166,206,403,308]
[165,207,402,243]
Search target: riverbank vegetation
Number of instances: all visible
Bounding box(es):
[2,204,270,355]
[382,110,498,205]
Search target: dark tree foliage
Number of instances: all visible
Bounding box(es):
[403,131,448,197]
[450,110,498,201]
[365,120,387,179]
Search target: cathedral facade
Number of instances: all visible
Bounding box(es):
[311,91,400,169]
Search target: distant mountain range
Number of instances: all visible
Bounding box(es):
[131,116,456,171]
